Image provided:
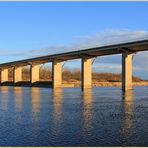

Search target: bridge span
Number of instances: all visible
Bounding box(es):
[0,39,148,91]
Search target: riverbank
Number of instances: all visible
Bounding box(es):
[62,81,148,87]
[1,80,148,88]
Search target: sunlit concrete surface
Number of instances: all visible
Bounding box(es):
[122,53,133,91]
[52,60,62,88]
[81,58,92,89]
[30,64,40,83]
[14,66,22,83]
[1,68,8,83]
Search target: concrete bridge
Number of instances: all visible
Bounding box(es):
[0,39,148,91]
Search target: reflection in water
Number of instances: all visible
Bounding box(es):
[0,86,9,111]
[31,88,41,113]
[0,86,148,146]
[82,89,93,133]
[31,87,41,123]
[0,86,9,92]
[52,88,63,123]
[14,87,23,112]
[51,88,63,136]
[121,90,133,141]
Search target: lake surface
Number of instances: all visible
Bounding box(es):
[0,86,148,146]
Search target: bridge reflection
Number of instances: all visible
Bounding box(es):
[31,87,41,123]
[31,88,41,113]
[82,89,93,133]
[121,90,134,142]
[52,88,63,123]
[0,86,9,111]
[50,88,63,136]
[14,87,23,112]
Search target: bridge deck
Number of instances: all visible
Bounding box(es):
[0,39,148,68]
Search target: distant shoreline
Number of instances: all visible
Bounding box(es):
[62,81,148,87]
[1,80,148,88]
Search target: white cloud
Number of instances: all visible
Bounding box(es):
[74,29,148,49]
[27,29,148,58]
[1,28,148,58]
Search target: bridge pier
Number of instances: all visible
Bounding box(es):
[122,52,133,92]
[1,68,9,83]
[14,66,22,83]
[81,58,92,90]
[52,60,62,88]
[30,64,40,83]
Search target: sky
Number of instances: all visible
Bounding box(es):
[1,2,148,79]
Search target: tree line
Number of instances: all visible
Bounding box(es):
[7,67,142,82]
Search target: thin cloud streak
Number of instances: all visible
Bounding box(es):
[29,29,148,56]
[1,29,148,58]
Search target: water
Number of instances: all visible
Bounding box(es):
[0,86,148,146]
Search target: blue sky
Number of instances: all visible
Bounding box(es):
[1,2,148,79]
